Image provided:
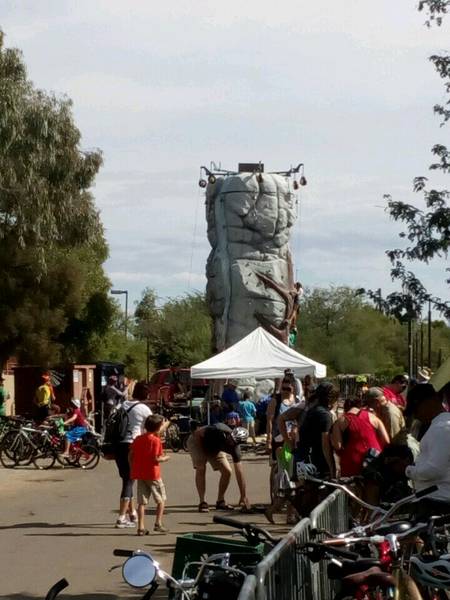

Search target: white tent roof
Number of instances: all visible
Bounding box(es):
[191,327,327,379]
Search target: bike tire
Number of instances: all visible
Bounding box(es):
[0,431,27,468]
[33,447,56,470]
[75,445,100,469]
[166,423,181,452]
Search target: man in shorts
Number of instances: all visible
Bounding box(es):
[187,422,249,512]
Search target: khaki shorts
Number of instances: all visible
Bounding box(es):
[137,479,167,505]
[186,434,230,471]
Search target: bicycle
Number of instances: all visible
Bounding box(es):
[114,547,248,600]
[0,420,57,468]
[58,433,100,469]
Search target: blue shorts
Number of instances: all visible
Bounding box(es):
[66,426,88,443]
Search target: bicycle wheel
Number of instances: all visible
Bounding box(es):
[0,431,26,468]
[165,423,181,452]
[33,445,56,470]
[74,444,100,469]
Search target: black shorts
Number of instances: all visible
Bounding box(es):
[271,440,283,461]
[35,405,50,422]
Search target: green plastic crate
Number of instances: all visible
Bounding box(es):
[171,533,264,580]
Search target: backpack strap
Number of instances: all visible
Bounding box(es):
[124,401,144,414]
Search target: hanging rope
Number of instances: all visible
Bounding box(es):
[187,185,203,290]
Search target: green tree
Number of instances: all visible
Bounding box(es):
[377,1,450,319]
[134,292,211,370]
[297,287,407,376]
[0,32,112,366]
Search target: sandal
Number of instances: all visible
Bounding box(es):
[215,500,234,511]
[198,502,209,513]
[137,529,149,536]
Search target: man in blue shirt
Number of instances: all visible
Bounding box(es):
[221,380,240,413]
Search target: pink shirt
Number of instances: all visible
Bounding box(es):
[383,386,406,409]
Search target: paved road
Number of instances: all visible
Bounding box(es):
[0,450,288,599]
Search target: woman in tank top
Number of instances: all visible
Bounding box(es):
[331,398,389,478]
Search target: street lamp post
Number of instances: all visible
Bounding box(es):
[111,289,128,339]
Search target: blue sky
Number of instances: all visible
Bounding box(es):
[2,0,449,312]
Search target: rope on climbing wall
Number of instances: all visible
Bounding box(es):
[187,185,203,290]
[292,185,302,282]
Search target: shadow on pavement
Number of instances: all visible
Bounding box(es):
[0,522,109,530]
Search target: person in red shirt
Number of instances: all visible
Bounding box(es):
[129,414,170,535]
[61,398,89,457]
[383,375,408,411]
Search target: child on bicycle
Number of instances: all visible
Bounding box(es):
[61,398,89,457]
[129,414,170,535]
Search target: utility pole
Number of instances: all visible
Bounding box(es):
[407,320,413,379]
[428,299,432,369]
[420,322,424,369]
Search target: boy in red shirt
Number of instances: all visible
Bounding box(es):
[129,414,170,535]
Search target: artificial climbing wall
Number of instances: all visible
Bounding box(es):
[205,171,297,352]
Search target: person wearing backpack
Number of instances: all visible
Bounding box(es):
[113,381,152,528]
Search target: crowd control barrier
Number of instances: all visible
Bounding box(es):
[237,490,350,600]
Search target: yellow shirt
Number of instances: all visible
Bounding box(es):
[35,384,52,407]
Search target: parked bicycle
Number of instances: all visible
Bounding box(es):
[114,547,247,600]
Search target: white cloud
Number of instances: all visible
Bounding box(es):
[2,0,448,310]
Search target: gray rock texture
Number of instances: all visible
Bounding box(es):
[205,172,298,352]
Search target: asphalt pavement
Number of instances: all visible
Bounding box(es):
[0,449,288,599]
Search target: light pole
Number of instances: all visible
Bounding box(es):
[111,289,128,339]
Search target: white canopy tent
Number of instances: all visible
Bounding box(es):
[191,327,327,380]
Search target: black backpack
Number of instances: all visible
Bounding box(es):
[103,403,141,448]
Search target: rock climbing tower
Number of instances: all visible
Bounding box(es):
[200,162,306,352]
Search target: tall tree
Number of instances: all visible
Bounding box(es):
[379,1,450,319]
[296,287,407,376]
[0,32,112,366]
[134,291,211,370]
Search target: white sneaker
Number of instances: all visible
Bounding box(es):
[115,517,135,529]
[129,511,138,523]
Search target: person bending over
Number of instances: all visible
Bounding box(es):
[187,422,249,513]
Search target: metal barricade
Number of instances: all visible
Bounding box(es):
[255,517,312,600]
[237,574,257,600]
[310,490,350,600]
[237,490,350,600]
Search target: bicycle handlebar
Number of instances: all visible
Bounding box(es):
[415,485,438,499]
[44,579,69,600]
[301,541,360,561]
[113,549,134,557]
[213,515,247,530]
[212,515,279,545]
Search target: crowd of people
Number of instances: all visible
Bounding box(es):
[24,366,450,536]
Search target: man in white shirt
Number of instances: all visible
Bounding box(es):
[114,382,152,528]
[405,384,450,505]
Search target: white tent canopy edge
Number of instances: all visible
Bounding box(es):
[191,327,327,380]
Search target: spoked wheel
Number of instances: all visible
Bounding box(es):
[165,423,181,452]
[0,431,29,468]
[33,446,56,470]
[70,444,100,469]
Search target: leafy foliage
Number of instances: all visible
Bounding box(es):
[134,290,212,371]
[296,287,407,377]
[371,2,450,319]
[0,33,112,366]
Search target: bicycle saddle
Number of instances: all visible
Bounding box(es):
[373,521,412,536]
[342,567,395,590]
[327,558,381,579]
